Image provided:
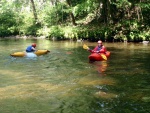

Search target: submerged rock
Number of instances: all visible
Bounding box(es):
[95,91,118,99]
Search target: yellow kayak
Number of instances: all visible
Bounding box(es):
[10,50,50,57]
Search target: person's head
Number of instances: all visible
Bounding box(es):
[32,43,36,47]
[97,40,102,45]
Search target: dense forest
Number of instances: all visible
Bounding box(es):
[0,0,149,42]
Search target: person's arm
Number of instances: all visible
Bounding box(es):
[88,46,98,53]
[32,47,36,51]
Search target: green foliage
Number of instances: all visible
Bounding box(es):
[139,2,150,25]
[18,12,42,36]
[48,26,64,40]
[0,10,19,36]
[43,3,69,27]
[37,27,50,37]
[73,0,98,19]
[0,0,149,42]
[112,0,131,8]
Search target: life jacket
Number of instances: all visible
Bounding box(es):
[95,45,106,53]
[89,45,106,53]
[96,45,103,51]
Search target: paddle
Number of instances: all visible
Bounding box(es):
[83,44,107,60]
[83,44,90,50]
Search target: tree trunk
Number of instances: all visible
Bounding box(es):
[30,0,38,23]
[66,0,77,26]
[70,13,77,26]
[101,0,109,24]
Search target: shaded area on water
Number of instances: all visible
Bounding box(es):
[0,39,150,113]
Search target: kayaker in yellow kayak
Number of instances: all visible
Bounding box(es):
[26,43,36,52]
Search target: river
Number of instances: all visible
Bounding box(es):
[0,38,150,113]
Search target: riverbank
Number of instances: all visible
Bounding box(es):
[0,35,46,39]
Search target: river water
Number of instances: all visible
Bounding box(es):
[0,39,150,113]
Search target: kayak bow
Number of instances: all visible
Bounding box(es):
[89,51,110,61]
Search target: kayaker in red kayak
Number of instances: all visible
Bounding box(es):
[26,43,36,52]
[88,40,107,54]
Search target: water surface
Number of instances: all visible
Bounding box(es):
[0,39,150,113]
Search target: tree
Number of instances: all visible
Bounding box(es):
[65,0,77,26]
[30,0,38,23]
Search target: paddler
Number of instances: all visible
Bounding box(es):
[89,40,107,54]
[26,43,36,52]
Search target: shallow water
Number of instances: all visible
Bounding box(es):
[0,39,150,113]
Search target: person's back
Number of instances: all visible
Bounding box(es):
[26,43,36,52]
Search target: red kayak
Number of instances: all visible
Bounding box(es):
[89,51,110,61]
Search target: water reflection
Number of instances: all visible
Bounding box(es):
[90,61,108,75]
[97,61,108,74]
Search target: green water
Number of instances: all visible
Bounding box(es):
[0,39,150,113]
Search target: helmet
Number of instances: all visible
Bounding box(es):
[97,40,102,44]
[32,43,36,47]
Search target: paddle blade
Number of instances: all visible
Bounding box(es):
[83,44,89,50]
[101,54,107,60]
